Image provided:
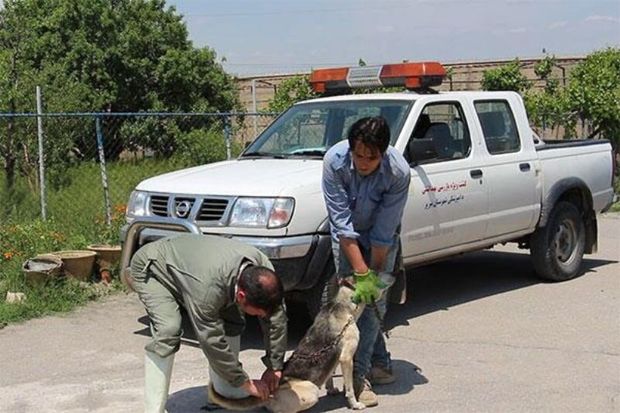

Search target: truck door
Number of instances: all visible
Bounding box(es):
[474,100,539,238]
[400,101,488,259]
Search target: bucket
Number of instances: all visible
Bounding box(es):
[22,254,63,286]
[86,244,122,268]
[86,244,122,283]
[52,250,97,281]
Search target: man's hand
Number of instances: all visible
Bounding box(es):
[260,369,282,393]
[353,269,387,304]
[241,379,270,400]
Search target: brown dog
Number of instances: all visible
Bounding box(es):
[208,280,367,412]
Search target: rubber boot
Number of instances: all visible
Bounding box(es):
[145,351,175,413]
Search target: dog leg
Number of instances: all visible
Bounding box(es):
[340,360,364,410]
[340,344,365,410]
[325,370,340,396]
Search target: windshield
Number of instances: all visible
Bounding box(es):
[242,99,413,158]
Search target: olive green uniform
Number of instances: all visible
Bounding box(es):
[129,234,287,388]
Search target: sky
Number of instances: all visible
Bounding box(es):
[167,0,620,77]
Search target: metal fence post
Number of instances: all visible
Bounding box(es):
[252,79,258,137]
[223,115,232,160]
[36,86,47,221]
[95,116,112,226]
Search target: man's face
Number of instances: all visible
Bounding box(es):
[351,141,382,176]
[236,291,268,318]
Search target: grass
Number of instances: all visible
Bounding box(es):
[0,157,188,326]
[610,176,620,212]
[0,278,125,326]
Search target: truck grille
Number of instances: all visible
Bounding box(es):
[150,195,169,216]
[198,198,229,221]
[173,197,195,218]
[147,193,231,223]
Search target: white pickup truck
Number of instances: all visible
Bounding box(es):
[120,62,615,314]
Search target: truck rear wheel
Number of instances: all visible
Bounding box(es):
[530,201,586,281]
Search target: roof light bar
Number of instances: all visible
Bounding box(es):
[310,61,446,94]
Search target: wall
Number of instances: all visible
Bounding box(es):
[235,56,585,112]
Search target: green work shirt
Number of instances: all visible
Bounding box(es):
[141,233,287,387]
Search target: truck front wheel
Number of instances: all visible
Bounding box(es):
[530,201,586,281]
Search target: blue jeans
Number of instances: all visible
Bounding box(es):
[331,238,398,379]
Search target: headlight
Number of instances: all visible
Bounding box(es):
[126,190,148,219]
[229,197,294,228]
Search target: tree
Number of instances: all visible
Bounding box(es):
[481,59,531,93]
[267,75,317,113]
[565,47,620,148]
[0,0,238,203]
[524,55,570,138]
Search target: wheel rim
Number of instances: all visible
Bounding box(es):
[552,218,577,264]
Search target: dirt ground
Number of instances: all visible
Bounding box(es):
[1,213,619,413]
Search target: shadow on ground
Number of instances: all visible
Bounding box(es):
[386,249,615,330]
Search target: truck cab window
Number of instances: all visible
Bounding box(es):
[405,102,471,164]
[474,100,520,154]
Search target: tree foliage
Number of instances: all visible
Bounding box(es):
[524,55,571,137]
[267,75,317,113]
[0,0,238,200]
[565,47,620,147]
[481,59,531,93]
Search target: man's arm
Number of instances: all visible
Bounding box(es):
[340,237,370,274]
[369,162,411,252]
[322,150,360,241]
[254,252,288,384]
[191,295,249,388]
[258,304,287,371]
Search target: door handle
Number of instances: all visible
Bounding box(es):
[470,169,483,179]
[519,163,531,172]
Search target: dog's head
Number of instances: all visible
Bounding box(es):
[335,277,366,318]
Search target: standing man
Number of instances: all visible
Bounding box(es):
[322,116,410,408]
[127,234,287,413]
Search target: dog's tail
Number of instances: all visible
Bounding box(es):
[207,382,266,411]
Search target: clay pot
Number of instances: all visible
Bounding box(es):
[22,254,63,286]
[86,245,122,283]
[51,250,97,281]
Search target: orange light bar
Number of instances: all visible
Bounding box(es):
[310,61,446,94]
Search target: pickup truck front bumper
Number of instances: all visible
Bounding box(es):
[120,217,332,293]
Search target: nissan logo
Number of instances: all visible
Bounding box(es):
[175,200,192,218]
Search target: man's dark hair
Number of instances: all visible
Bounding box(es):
[238,265,283,316]
[347,116,391,154]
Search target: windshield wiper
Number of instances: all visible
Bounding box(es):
[286,149,326,157]
[241,151,287,159]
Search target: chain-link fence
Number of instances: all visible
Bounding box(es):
[0,112,278,243]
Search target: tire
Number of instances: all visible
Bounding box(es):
[530,201,586,281]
